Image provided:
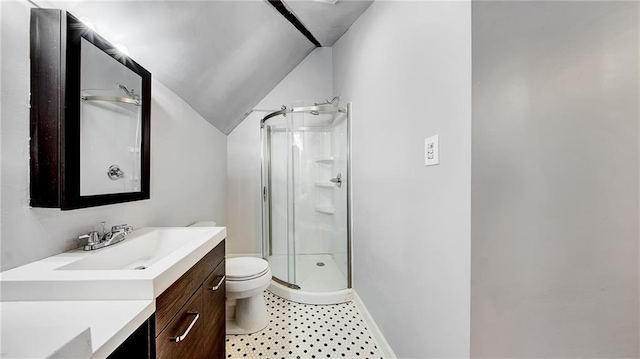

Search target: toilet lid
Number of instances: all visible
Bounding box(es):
[227,257,270,281]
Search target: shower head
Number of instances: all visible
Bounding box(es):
[314,96,340,107]
[117,83,140,102]
[330,96,340,106]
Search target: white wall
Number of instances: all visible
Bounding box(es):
[471,2,639,357]
[1,0,227,271]
[333,2,472,358]
[226,48,333,256]
[0,0,4,269]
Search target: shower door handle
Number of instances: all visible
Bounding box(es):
[330,173,342,188]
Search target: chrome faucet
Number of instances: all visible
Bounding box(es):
[78,222,133,251]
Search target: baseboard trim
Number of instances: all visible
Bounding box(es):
[353,291,397,359]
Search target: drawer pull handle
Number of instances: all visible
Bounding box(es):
[210,275,226,291]
[171,312,200,343]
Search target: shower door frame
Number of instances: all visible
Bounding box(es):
[260,103,353,292]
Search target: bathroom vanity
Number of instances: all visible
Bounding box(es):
[155,240,225,358]
[0,227,226,358]
[110,240,226,358]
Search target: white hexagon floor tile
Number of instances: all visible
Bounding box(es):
[226,291,384,359]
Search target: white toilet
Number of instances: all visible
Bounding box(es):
[225,257,272,334]
[189,221,272,335]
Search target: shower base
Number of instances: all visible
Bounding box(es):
[267,254,351,305]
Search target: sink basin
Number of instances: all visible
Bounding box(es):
[0,226,226,301]
[57,228,202,271]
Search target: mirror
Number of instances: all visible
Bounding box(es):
[30,9,151,210]
[80,38,143,196]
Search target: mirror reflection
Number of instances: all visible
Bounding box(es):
[80,38,143,196]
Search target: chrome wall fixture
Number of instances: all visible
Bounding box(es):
[81,95,141,106]
[118,84,140,102]
[80,83,142,106]
[314,96,340,106]
[107,164,125,180]
[330,173,342,188]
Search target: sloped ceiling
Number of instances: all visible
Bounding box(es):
[51,0,373,134]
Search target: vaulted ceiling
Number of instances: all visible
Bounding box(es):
[54,0,373,134]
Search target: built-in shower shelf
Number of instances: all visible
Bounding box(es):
[315,206,335,215]
[315,157,334,164]
[315,182,335,189]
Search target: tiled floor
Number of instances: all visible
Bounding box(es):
[226,291,384,359]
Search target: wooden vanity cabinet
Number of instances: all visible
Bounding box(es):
[155,240,226,359]
[202,261,226,358]
[156,290,205,358]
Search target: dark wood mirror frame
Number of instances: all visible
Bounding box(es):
[30,8,151,210]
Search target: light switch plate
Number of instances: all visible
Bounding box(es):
[425,135,439,166]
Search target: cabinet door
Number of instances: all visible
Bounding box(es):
[202,260,226,358]
[156,244,224,336]
[107,315,154,359]
[156,290,205,359]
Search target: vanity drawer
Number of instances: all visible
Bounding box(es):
[156,290,204,359]
[156,241,225,336]
[202,260,226,358]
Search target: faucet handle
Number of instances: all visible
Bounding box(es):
[78,231,99,246]
[99,222,107,236]
[111,224,133,234]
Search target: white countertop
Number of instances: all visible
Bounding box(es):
[0,226,227,358]
[1,227,227,301]
[0,299,155,358]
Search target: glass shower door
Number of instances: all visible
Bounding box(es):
[262,103,350,293]
[290,106,349,291]
[262,114,298,288]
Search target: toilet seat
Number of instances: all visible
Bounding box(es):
[227,257,270,281]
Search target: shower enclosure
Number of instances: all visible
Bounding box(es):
[261,100,351,304]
